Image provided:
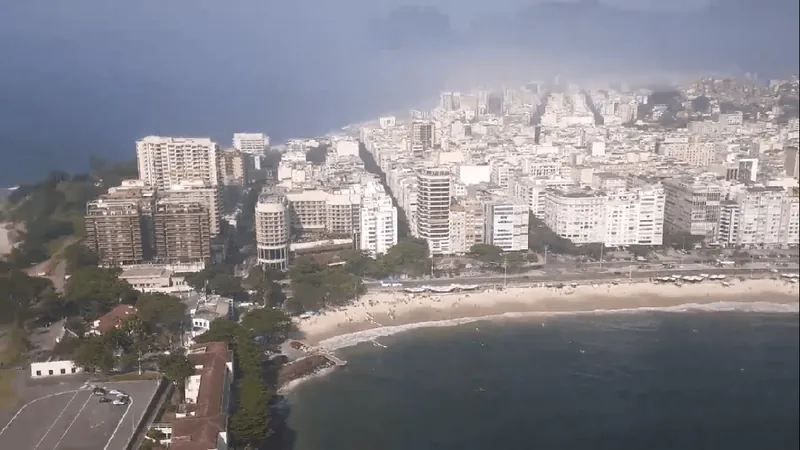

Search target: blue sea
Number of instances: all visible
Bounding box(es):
[284,310,799,450]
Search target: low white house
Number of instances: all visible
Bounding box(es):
[31,358,82,378]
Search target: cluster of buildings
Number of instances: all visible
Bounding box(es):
[84,134,268,268]
[360,77,799,255]
[254,137,399,269]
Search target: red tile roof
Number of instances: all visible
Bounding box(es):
[170,342,231,450]
[95,304,137,334]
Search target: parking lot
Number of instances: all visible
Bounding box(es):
[0,379,159,450]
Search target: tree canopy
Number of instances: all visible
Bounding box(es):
[240,308,293,344]
[244,266,285,307]
[287,257,363,313]
[183,265,244,298]
[64,266,137,318]
[73,335,116,373]
[527,213,578,254]
[158,353,195,400]
[468,244,504,264]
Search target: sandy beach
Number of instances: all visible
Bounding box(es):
[296,278,800,346]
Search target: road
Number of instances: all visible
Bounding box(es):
[368,265,798,290]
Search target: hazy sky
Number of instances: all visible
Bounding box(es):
[0,0,795,184]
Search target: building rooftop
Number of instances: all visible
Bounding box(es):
[170,342,231,450]
[94,304,137,334]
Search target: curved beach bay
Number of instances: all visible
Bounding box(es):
[284,280,799,450]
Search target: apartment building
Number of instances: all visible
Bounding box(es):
[153,200,212,264]
[218,149,247,185]
[161,181,221,236]
[663,176,723,239]
[718,186,800,248]
[509,177,575,219]
[136,136,220,189]
[284,189,361,239]
[485,198,529,251]
[604,186,666,246]
[544,190,607,244]
[232,132,269,155]
[255,193,291,270]
[785,146,799,178]
[359,181,398,257]
[658,136,717,167]
[84,180,155,266]
[449,197,486,254]
[416,167,451,255]
[409,120,434,156]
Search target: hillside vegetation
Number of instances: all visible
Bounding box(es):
[0,158,137,268]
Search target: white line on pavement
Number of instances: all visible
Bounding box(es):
[0,390,82,439]
[32,390,81,450]
[103,397,134,450]
[51,392,93,450]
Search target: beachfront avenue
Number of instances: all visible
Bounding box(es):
[367,264,799,290]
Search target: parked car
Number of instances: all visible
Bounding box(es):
[99,397,112,403]
[108,389,126,396]
[93,388,107,396]
[112,398,129,406]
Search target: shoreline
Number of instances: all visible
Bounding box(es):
[294,278,799,349]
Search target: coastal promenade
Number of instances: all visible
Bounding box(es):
[368,265,798,290]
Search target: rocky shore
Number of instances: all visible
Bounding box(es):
[277,354,336,387]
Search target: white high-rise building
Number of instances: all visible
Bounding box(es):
[416,167,451,255]
[233,133,269,155]
[544,190,607,244]
[663,176,722,239]
[485,198,529,251]
[409,120,434,156]
[359,181,398,257]
[255,192,290,270]
[160,181,222,236]
[136,136,220,189]
[718,186,799,248]
[604,186,665,246]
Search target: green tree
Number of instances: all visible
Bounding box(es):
[64,267,137,318]
[0,269,55,325]
[158,354,195,401]
[339,249,385,278]
[135,293,187,335]
[229,375,272,448]
[244,266,285,307]
[184,265,243,298]
[527,213,577,254]
[240,308,292,342]
[62,242,99,274]
[380,237,431,276]
[73,336,115,373]
[194,318,246,348]
[468,244,504,264]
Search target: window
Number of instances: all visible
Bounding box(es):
[71,368,77,373]
[36,370,41,376]
[60,368,66,374]
[48,370,54,375]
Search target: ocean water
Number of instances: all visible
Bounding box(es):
[285,310,799,450]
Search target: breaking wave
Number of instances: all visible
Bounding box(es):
[317,301,799,352]
[278,301,798,391]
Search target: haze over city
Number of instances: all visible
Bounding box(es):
[0,0,797,184]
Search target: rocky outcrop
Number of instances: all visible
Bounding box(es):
[277,354,334,387]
